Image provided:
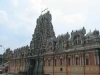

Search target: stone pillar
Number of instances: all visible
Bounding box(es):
[97,54,99,65]
[82,55,84,65]
[79,54,82,65]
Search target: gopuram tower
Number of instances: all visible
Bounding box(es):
[28,11,55,75]
[30,11,55,55]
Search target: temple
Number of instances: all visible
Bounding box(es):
[5,11,100,75]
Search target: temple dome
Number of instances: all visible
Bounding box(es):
[86,30,93,37]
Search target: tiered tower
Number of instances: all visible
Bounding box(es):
[30,11,55,55]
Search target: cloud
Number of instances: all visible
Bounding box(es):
[10,0,19,7]
[65,13,86,24]
[0,10,8,24]
[51,10,86,26]
[0,36,8,42]
[27,0,42,14]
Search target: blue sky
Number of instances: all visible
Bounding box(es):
[0,0,100,54]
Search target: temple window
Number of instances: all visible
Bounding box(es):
[74,35,81,45]
[60,59,62,66]
[76,57,78,65]
[68,58,70,65]
[48,60,50,66]
[85,54,90,65]
[86,58,89,65]
[60,68,63,71]
[54,59,57,66]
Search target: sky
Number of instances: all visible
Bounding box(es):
[0,0,100,54]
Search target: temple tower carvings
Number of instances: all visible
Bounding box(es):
[30,11,55,55]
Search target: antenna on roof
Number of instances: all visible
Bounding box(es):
[41,8,48,15]
[42,8,48,12]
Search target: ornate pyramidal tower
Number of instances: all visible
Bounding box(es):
[30,11,55,55]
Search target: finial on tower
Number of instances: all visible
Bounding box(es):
[41,8,48,15]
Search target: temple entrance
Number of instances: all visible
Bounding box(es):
[27,59,36,75]
[33,58,44,75]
